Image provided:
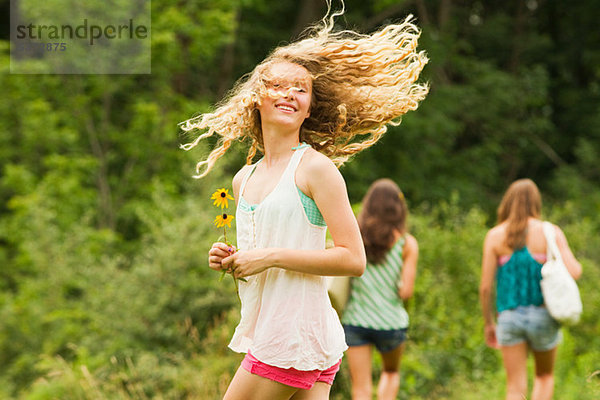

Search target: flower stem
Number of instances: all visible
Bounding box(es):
[233,275,240,297]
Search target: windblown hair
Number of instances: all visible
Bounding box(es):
[179,2,429,177]
[358,179,408,264]
[497,179,542,249]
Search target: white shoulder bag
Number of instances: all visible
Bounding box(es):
[326,276,351,318]
[540,221,582,325]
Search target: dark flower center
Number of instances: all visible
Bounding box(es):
[220,192,226,197]
[222,213,228,219]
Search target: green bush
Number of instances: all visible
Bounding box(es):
[1,184,598,399]
[5,195,600,400]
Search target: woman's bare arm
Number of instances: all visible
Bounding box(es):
[399,234,418,300]
[554,225,582,280]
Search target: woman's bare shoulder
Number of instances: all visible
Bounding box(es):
[488,223,506,237]
[403,233,418,253]
[299,148,337,172]
[232,164,254,196]
[404,233,418,246]
[484,223,507,251]
[296,148,341,196]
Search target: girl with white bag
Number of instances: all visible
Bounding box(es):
[479,179,582,400]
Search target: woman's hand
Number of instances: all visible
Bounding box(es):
[221,249,272,279]
[484,324,499,349]
[208,242,236,272]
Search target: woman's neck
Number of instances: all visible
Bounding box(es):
[261,124,301,166]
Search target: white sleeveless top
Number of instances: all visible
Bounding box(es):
[229,146,347,370]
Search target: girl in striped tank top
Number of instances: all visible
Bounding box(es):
[342,179,419,400]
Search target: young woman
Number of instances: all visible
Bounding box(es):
[479,179,582,400]
[341,179,418,400]
[181,4,428,399]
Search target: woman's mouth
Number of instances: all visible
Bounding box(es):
[276,103,296,112]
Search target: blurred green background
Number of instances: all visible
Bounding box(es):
[0,0,598,398]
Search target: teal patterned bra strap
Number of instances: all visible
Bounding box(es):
[238,196,257,212]
[297,187,326,226]
[292,142,311,150]
[239,189,325,226]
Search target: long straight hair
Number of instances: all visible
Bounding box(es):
[497,179,542,249]
[358,179,408,264]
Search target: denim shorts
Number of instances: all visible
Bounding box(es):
[343,325,408,353]
[496,305,562,351]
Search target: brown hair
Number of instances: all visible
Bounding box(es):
[358,179,408,264]
[497,178,542,249]
[179,3,428,178]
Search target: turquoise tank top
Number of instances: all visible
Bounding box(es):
[496,247,544,313]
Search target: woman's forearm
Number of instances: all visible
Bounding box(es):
[479,288,494,326]
[268,246,365,277]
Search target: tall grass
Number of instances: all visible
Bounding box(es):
[12,197,600,399]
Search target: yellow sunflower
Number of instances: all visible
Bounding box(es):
[214,213,235,228]
[211,188,234,209]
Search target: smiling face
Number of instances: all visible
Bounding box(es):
[257,61,313,133]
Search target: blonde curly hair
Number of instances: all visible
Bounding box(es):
[180,2,429,178]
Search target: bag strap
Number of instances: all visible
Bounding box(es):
[542,221,562,262]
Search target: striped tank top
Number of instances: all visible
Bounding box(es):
[341,237,409,330]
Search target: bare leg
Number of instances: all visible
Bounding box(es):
[500,342,529,400]
[346,345,373,400]
[531,347,557,400]
[377,343,404,400]
[291,382,333,400]
[223,366,298,400]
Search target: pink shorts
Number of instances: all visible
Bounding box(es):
[241,351,341,390]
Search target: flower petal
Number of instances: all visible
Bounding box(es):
[224,214,235,228]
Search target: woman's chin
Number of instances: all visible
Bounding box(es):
[263,117,304,131]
